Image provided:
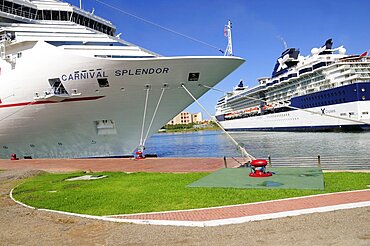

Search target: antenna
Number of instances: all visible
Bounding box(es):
[224,20,233,56]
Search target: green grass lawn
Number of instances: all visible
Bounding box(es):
[12,172,370,216]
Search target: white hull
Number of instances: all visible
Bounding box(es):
[0,41,244,158]
[220,101,370,131]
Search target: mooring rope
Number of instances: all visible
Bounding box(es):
[181,84,254,160]
[94,0,225,54]
[142,86,167,146]
[0,101,35,123]
[200,84,370,126]
[139,86,150,148]
[1,94,15,101]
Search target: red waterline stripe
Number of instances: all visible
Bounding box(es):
[0,96,105,109]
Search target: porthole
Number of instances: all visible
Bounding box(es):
[362,96,366,100]
[30,144,35,148]
[58,142,63,146]
[3,146,8,149]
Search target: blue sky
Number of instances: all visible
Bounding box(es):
[67,0,370,117]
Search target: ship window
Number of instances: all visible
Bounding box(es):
[43,10,52,20]
[97,78,109,87]
[362,96,366,100]
[4,1,12,9]
[349,112,355,115]
[37,10,42,20]
[48,78,68,95]
[52,10,59,20]
[60,11,68,21]
[362,112,369,115]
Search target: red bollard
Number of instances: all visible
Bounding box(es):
[135,150,145,160]
[249,159,272,177]
[10,154,19,161]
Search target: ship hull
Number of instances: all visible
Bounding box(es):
[0,42,244,158]
[219,100,370,132]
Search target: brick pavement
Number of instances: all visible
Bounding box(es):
[0,157,239,173]
[108,189,370,222]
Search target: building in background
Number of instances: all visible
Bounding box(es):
[192,112,202,123]
[168,112,203,125]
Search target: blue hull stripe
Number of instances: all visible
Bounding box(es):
[291,82,370,109]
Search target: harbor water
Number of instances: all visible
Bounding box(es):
[145,130,370,159]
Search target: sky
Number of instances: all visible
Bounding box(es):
[66,0,370,117]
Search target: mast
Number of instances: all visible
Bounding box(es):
[224,20,233,56]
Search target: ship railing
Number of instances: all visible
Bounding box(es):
[264,155,370,170]
[0,5,37,20]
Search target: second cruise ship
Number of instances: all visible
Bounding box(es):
[215,39,370,131]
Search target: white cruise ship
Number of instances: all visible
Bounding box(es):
[0,0,244,159]
[215,39,370,131]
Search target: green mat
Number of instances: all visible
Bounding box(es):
[187,167,324,190]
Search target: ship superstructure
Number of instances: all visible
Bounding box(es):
[215,39,370,131]
[0,0,244,158]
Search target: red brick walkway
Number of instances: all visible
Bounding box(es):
[109,189,370,222]
[0,157,239,173]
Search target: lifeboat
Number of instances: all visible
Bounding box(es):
[263,104,273,110]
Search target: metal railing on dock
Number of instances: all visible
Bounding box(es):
[265,155,370,170]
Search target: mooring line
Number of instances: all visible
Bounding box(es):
[139,87,150,148]
[0,101,35,123]
[143,86,167,146]
[181,84,254,160]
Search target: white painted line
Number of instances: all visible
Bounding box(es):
[9,188,36,210]
[201,201,370,227]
